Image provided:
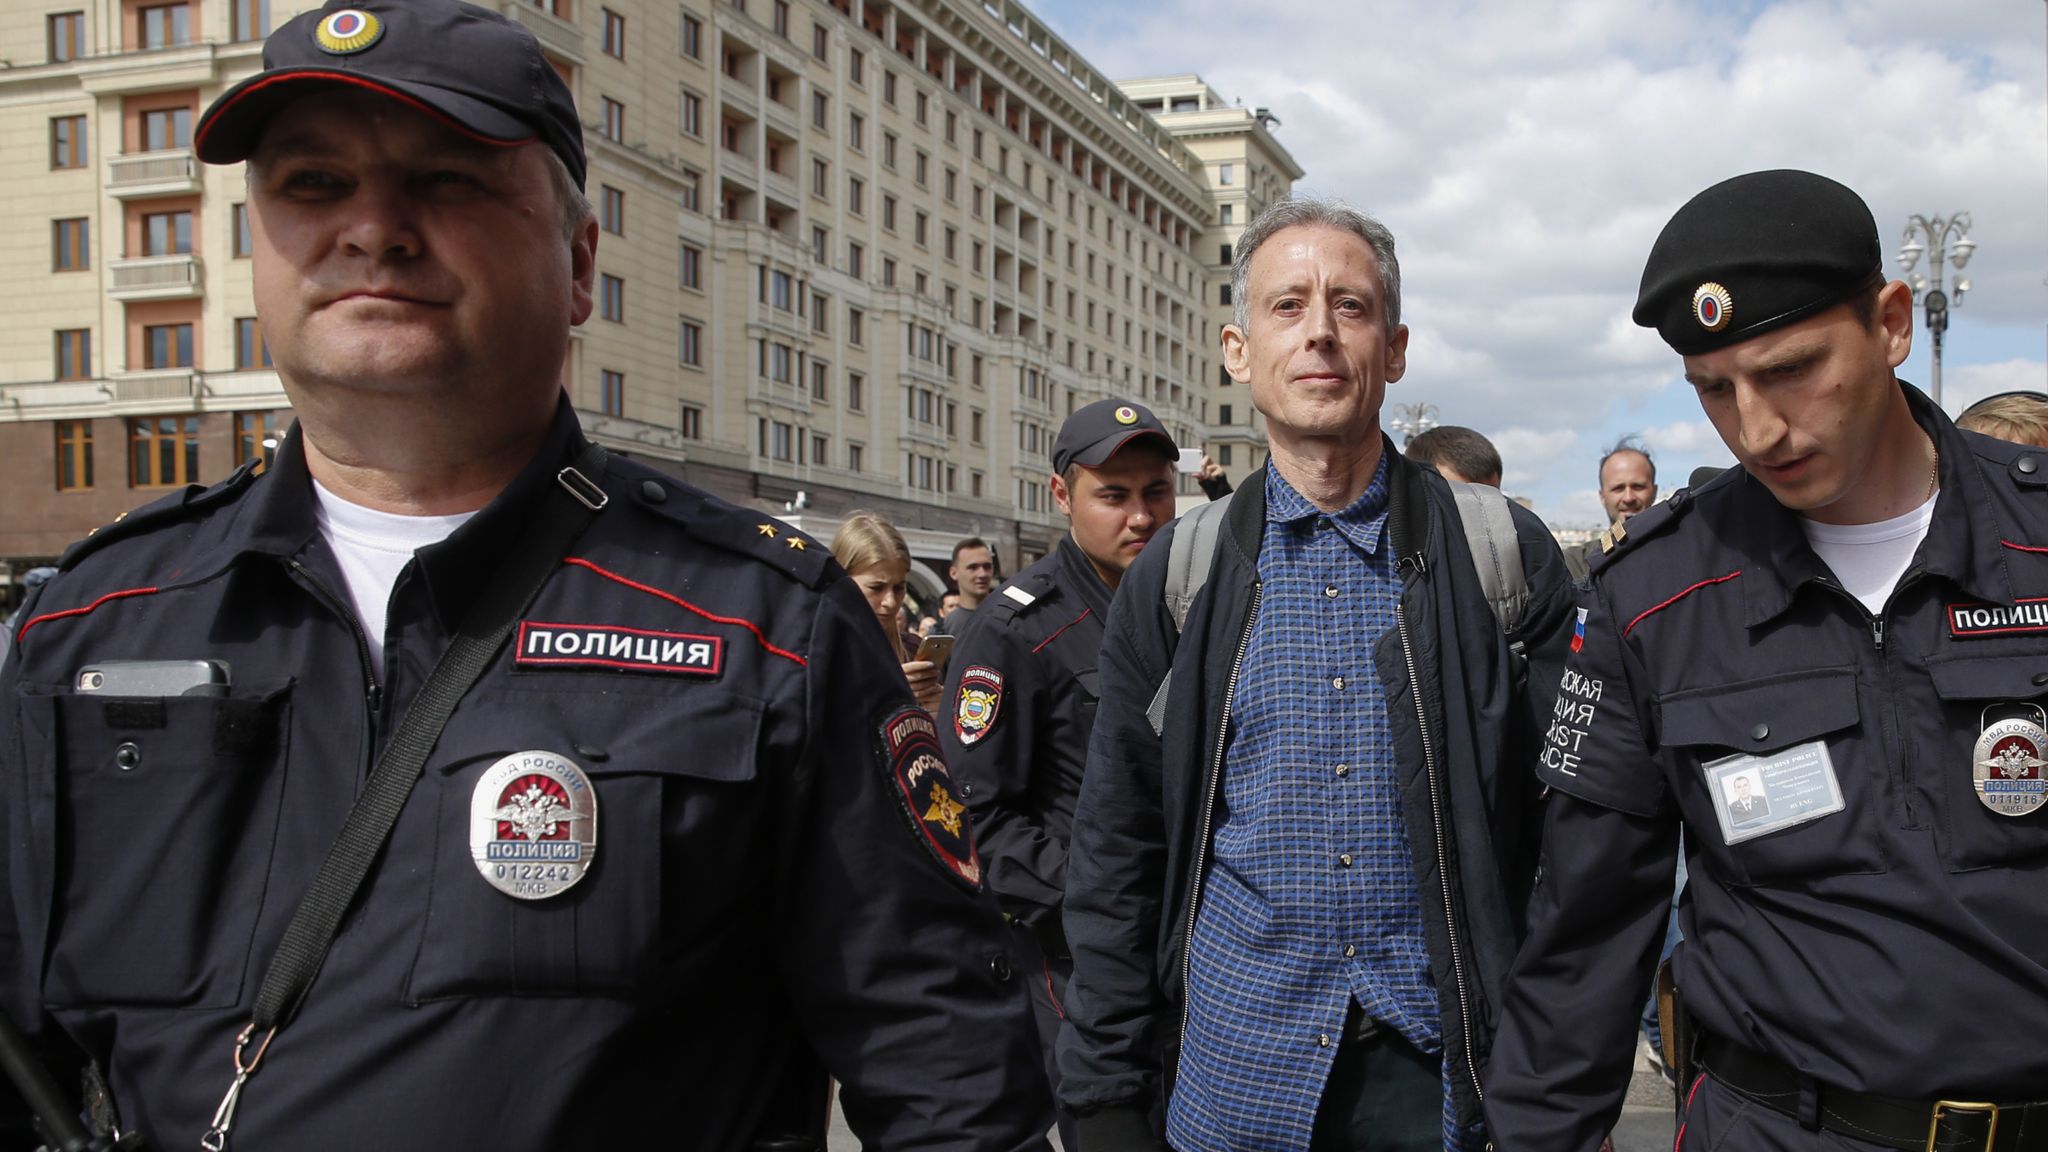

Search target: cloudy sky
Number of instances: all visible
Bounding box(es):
[1030,0,2048,526]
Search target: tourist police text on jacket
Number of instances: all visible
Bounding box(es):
[1484,384,2048,1149]
[1056,445,1577,1144]
[0,404,1051,1151]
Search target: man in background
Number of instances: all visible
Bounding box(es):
[936,537,999,635]
[1406,425,1504,487]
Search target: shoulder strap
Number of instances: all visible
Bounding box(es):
[1147,493,1233,737]
[203,444,610,1151]
[1447,479,1529,638]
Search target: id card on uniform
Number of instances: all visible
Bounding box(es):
[1701,741,1846,846]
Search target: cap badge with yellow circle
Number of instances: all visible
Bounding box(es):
[1113,406,1138,425]
[314,8,384,55]
[1691,282,1734,333]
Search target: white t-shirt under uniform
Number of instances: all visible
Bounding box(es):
[1800,494,1938,616]
[312,479,476,678]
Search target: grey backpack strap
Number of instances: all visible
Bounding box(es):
[1148,493,1234,736]
[1447,479,1530,639]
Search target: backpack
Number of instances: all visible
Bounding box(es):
[1145,480,1531,737]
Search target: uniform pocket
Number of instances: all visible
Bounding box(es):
[1657,668,1883,886]
[40,682,292,1008]
[405,688,761,1002]
[1926,654,2048,871]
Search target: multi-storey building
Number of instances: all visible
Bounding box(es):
[0,0,1299,601]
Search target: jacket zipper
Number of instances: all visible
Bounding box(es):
[1817,572,1919,823]
[287,558,381,718]
[1177,581,1261,1055]
[1393,551,1484,1104]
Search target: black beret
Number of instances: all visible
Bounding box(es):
[196,0,586,189]
[1633,170,1882,355]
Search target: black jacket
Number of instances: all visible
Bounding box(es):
[0,405,1051,1151]
[1057,444,1575,1145]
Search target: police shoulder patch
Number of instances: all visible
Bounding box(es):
[954,665,1004,745]
[58,457,262,572]
[878,707,983,891]
[1584,491,1690,579]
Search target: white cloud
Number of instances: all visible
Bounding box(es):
[1942,359,2048,414]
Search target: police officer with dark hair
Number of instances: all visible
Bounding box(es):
[940,398,1179,1144]
[0,2,1050,1149]
[1486,169,2048,1151]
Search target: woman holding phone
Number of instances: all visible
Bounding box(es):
[829,512,944,713]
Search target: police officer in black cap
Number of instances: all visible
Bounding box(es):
[1485,169,2048,1150]
[940,398,1181,1142]
[0,2,1050,1149]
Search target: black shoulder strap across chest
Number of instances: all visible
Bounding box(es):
[201,443,610,1151]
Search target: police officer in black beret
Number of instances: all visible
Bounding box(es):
[1485,169,2048,1150]
[939,398,1180,1144]
[0,2,1051,1149]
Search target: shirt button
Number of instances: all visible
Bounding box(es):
[1334,763,1349,778]
[1324,584,1340,598]
[1317,1034,1331,1048]
[1750,722,1770,743]
[1342,944,1357,958]
[1338,853,1354,867]
[1332,676,1346,690]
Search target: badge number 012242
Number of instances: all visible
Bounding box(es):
[469,749,599,899]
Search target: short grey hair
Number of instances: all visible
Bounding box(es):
[540,147,595,241]
[1230,197,1402,334]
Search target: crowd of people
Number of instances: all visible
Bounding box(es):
[2,5,2046,1152]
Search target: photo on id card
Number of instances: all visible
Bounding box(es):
[1701,740,1846,846]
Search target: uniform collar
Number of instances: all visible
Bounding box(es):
[1053,533,1114,621]
[237,397,590,630]
[1735,381,2013,628]
[1263,451,1392,556]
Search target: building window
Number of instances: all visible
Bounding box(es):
[679,318,703,366]
[681,170,701,213]
[600,369,625,416]
[883,70,896,105]
[600,274,624,321]
[233,317,271,369]
[50,115,87,169]
[811,293,829,333]
[54,329,91,381]
[680,243,702,289]
[232,202,254,257]
[1219,403,1233,426]
[682,14,702,57]
[848,372,864,411]
[601,185,625,234]
[1218,444,1233,467]
[847,442,865,472]
[142,210,193,255]
[914,149,927,186]
[848,112,863,150]
[883,132,897,169]
[772,0,789,36]
[914,211,928,247]
[55,420,94,491]
[235,411,279,472]
[847,176,863,215]
[53,218,89,271]
[882,195,896,231]
[915,90,928,125]
[849,48,863,85]
[1220,203,1234,226]
[768,420,794,462]
[602,8,625,57]
[812,22,828,59]
[128,416,199,488]
[681,91,702,136]
[1220,243,1232,264]
[1217,162,1234,186]
[601,97,624,141]
[764,342,793,383]
[49,12,85,61]
[811,433,828,465]
[847,242,863,279]
[810,226,827,265]
[231,0,269,41]
[811,91,829,131]
[680,404,703,439]
[141,106,193,151]
[881,257,895,287]
[1218,283,1231,306]
[143,323,194,369]
[810,359,829,400]
[138,2,191,48]
[811,157,829,198]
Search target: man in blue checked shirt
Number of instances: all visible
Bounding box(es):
[1059,198,1577,1151]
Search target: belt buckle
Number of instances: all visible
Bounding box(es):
[1927,1100,1999,1152]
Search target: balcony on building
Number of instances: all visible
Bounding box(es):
[506,2,584,63]
[108,253,202,301]
[108,148,201,198]
[105,367,201,404]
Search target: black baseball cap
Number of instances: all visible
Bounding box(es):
[1633,170,1882,356]
[1051,399,1176,474]
[195,0,587,188]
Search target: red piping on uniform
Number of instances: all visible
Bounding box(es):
[1673,1072,1706,1151]
[1042,957,1066,1020]
[15,586,162,647]
[1030,608,1094,655]
[2002,539,2048,555]
[561,558,806,667]
[197,72,534,155]
[1624,571,1742,638]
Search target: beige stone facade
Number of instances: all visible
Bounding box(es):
[0,0,1299,599]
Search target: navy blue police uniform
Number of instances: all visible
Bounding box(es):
[1485,171,2048,1151]
[0,404,1053,1151]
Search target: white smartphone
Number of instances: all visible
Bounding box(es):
[1176,448,1205,474]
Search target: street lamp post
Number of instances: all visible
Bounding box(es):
[1389,402,1439,447]
[1897,212,1977,408]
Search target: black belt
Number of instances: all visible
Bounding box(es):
[1698,1030,2048,1152]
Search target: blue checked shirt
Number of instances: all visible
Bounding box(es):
[1167,458,1475,1152]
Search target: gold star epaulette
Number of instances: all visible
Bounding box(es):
[1584,490,1690,579]
[57,458,262,572]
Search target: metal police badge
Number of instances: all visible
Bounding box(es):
[469,750,599,899]
[1692,282,1733,332]
[1974,705,2048,817]
[313,8,384,54]
[954,665,1004,745]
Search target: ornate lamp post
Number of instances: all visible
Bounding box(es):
[1389,402,1439,447]
[1897,213,1977,408]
